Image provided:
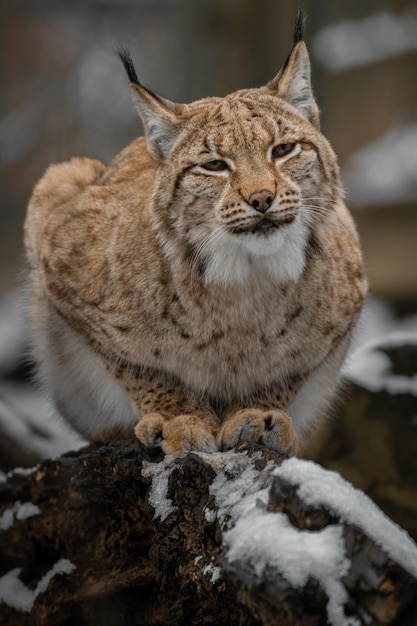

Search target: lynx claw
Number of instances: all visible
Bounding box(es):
[134,413,217,456]
[217,408,298,456]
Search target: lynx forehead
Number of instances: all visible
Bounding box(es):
[24,10,367,457]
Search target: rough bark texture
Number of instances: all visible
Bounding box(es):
[1,440,416,626]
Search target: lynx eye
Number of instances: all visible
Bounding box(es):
[201,159,229,172]
[272,143,296,159]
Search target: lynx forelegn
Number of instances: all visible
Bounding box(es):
[25,11,366,457]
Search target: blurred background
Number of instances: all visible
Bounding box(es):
[0,1,416,533]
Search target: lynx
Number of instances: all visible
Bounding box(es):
[24,11,366,457]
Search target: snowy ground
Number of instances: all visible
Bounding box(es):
[0,290,416,466]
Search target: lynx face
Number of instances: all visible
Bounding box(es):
[121,37,341,285]
[170,96,327,283]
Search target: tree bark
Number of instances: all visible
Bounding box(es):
[0,440,416,626]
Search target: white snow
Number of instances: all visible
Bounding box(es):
[0,569,36,613]
[343,123,417,207]
[274,458,417,579]
[202,562,222,584]
[0,501,40,531]
[344,296,417,394]
[142,458,176,521]
[15,502,40,522]
[0,381,85,461]
[200,449,417,626]
[202,450,273,528]
[345,334,417,394]
[203,451,358,625]
[0,291,85,463]
[351,296,417,354]
[225,512,357,626]
[204,508,216,523]
[313,10,417,72]
[0,559,76,612]
[202,451,358,625]
[8,466,39,478]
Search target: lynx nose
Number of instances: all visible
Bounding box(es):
[248,189,275,213]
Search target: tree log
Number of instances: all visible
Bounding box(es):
[0,440,417,626]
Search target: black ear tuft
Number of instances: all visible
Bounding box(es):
[118,46,139,85]
[293,7,307,45]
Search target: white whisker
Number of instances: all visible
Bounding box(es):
[301,204,338,227]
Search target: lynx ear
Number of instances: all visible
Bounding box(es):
[267,9,320,128]
[119,48,182,160]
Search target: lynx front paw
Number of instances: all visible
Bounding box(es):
[134,413,218,456]
[217,409,298,456]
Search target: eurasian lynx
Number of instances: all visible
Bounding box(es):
[25,11,366,456]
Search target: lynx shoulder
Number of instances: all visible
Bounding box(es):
[25,10,367,456]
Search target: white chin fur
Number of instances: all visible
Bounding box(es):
[204,218,310,286]
[240,229,286,256]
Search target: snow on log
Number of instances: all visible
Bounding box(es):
[0,440,417,626]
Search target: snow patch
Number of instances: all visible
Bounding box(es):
[274,458,417,579]
[0,381,86,461]
[225,512,357,626]
[313,10,417,72]
[0,292,86,462]
[142,458,176,521]
[202,562,222,584]
[0,501,40,531]
[210,452,359,625]
[343,123,417,207]
[203,450,273,528]
[345,339,417,394]
[204,450,417,626]
[344,297,417,393]
[8,466,39,478]
[204,508,216,523]
[0,559,76,612]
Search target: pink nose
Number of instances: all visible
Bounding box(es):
[248,189,275,213]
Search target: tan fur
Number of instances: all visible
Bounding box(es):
[24,32,367,457]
